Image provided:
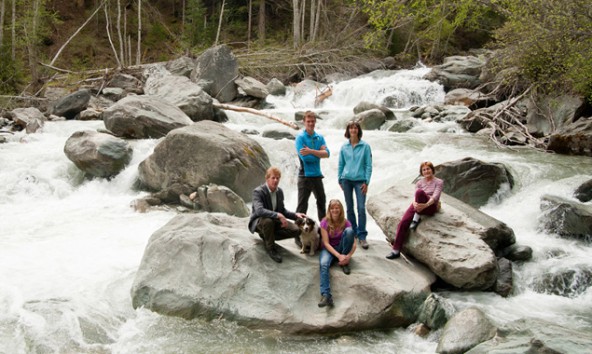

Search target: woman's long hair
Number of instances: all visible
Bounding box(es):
[324,199,346,235]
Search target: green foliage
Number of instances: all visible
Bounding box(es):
[357,0,502,61]
[0,46,23,95]
[183,0,215,49]
[491,0,592,102]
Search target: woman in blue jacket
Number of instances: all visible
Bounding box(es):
[338,121,373,249]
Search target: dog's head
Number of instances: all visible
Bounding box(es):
[295,217,316,233]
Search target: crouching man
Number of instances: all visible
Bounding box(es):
[248,167,305,263]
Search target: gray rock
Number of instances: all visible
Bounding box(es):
[353,101,396,120]
[492,257,513,297]
[369,184,515,290]
[529,264,592,298]
[131,213,436,334]
[10,107,45,133]
[235,76,269,99]
[417,293,453,330]
[266,78,286,96]
[191,45,239,103]
[63,130,132,178]
[444,88,496,109]
[498,244,533,262]
[137,121,269,203]
[192,184,249,217]
[100,87,126,101]
[526,95,584,137]
[436,307,496,354]
[144,72,215,121]
[353,109,386,130]
[108,73,144,94]
[547,117,592,157]
[261,129,296,140]
[102,95,193,139]
[540,194,592,240]
[424,55,485,90]
[574,179,592,203]
[388,118,416,132]
[435,157,514,207]
[467,319,592,354]
[78,109,102,121]
[165,56,196,77]
[51,89,91,120]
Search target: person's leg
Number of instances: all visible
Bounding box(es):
[255,217,277,251]
[415,189,439,216]
[334,227,356,255]
[275,220,301,241]
[392,204,415,251]
[296,177,312,215]
[319,249,333,298]
[353,182,367,241]
[311,177,327,221]
[341,179,357,233]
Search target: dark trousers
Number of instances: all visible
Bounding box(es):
[255,217,301,251]
[296,177,326,221]
[392,189,439,251]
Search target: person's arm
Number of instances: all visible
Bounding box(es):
[299,135,330,160]
[251,187,277,220]
[338,145,345,187]
[321,227,340,258]
[361,143,372,194]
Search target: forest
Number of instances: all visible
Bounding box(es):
[0,0,591,104]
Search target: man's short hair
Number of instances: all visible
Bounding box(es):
[266,166,282,179]
[303,110,316,121]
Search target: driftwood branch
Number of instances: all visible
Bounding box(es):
[213,103,299,130]
[39,62,74,74]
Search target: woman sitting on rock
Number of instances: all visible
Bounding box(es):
[386,161,443,259]
[318,199,357,307]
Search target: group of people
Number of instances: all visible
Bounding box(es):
[248,111,443,308]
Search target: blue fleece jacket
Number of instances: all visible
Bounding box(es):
[338,139,372,184]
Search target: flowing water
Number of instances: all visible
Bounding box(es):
[1,67,591,353]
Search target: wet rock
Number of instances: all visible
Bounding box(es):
[388,118,416,132]
[131,213,436,334]
[353,109,386,130]
[529,264,592,298]
[540,194,592,241]
[436,307,496,354]
[261,129,296,140]
[101,95,193,139]
[574,179,592,203]
[547,117,592,157]
[354,101,396,120]
[51,89,91,120]
[416,293,452,330]
[64,130,132,178]
[435,157,514,207]
[498,244,533,262]
[492,257,513,297]
[138,121,269,203]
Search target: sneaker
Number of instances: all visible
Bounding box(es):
[266,247,282,263]
[409,218,421,231]
[359,239,369,249]
[341,265,351,275]
[318,295,334,308]
[294,235,303,248]
[386,251,400,260]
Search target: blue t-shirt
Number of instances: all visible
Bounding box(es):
[295,130,329,177]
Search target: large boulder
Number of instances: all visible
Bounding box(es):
[51,89,91,120]
[526,94,584,137]
[130,213,436,334]
[547,117,592,157]
[107,73,144,94]
[539,194,592,240]
[187,184,249,217]
[102,95,193,139]
[144,70,215,122]
[368,184,516,290]
[434,157,514,207]
[190,45,239,103]
[436,307,497,354]
[235,76,269,99]
[165,55,196,77]
[353,109,386,130]
[423,56,485,90]
[467,319,592,353]
[137,121,269,202]
[64,130,132,178]
[10,107,45,133]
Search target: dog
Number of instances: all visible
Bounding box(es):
[295,217,320,256]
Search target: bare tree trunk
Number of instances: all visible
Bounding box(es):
[292,0,301,48]
[0,0,5,47]
[312,0,322,41]
[117,0,125,67]
[11,0,15,59]
[28,0,41,85]
[257,0,265,44]
[136,0,141,65]
[215,0,225,45]
[49,0,107,66]
[124,5,128,65]
[247,0,251,50]
[213,103,299,130]
[309,0,315,41]
[181,0,185,38]
[105,2,122,67]
[300,0,305,43]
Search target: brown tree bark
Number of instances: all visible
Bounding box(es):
[257,0,265,44]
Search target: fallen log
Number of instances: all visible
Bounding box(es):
[213,103,299,130]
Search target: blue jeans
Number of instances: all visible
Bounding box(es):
[342,179,367,240]
[319,227,355,298]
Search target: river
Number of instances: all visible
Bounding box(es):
[1,67,591,353]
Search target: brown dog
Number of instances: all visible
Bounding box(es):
[295,217,320,256]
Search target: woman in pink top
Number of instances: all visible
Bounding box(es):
[387,161,443,259]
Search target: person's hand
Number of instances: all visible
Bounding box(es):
[338,254,350,266]
[361,183,368,195]
[296,212,306,219]
[300,145,312,156]
[278,213,288,228]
